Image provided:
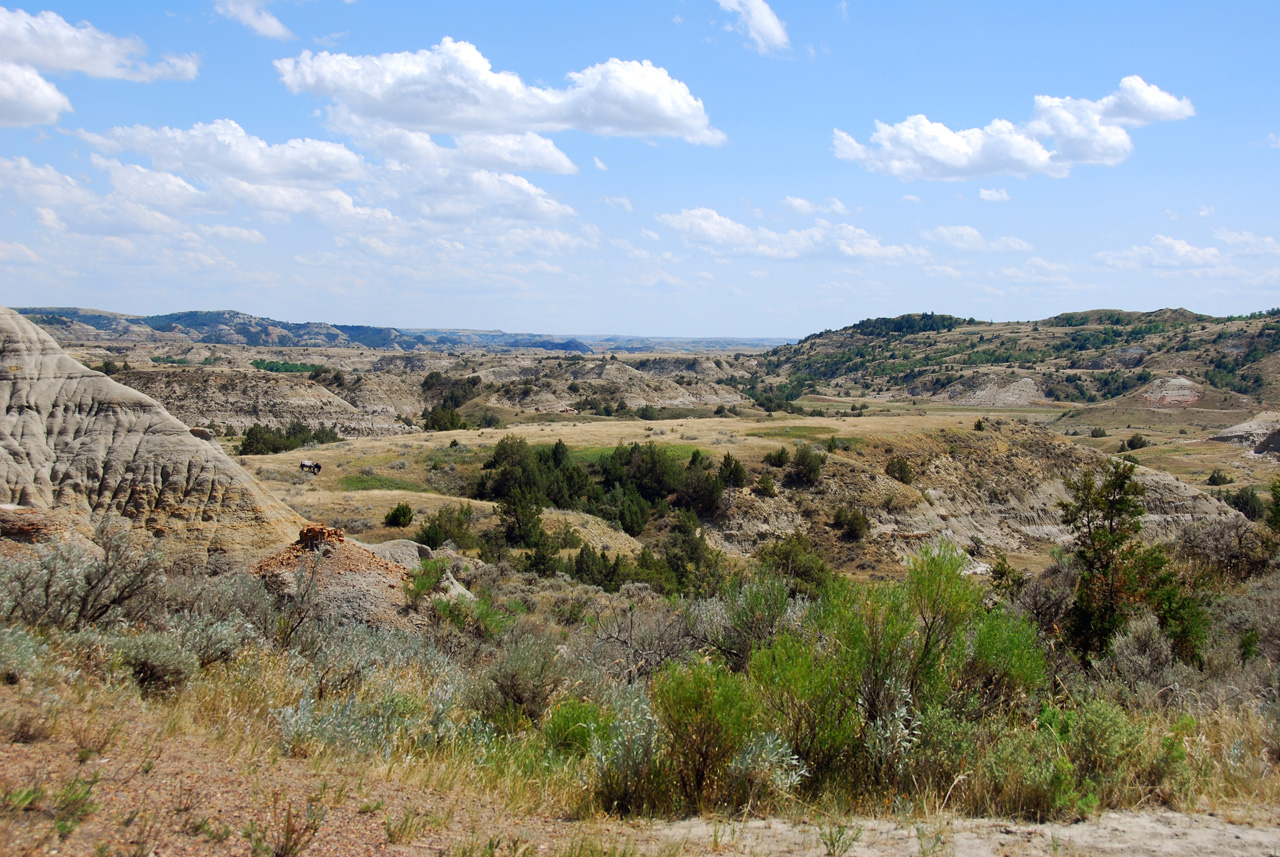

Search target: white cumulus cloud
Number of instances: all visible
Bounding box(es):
[714,0,789,53]
[83,120,366,186]
[215,0,293,40]
[0,59,70,126]
[322,109,578,174]
[657,207,921,260]
[275,38,725,145]
[979,188,1010,202]
[0,8,196,127]
[89,154,204,210]
[0,8,198,81]
[834,76,1193,180]
[923,225,1031,252]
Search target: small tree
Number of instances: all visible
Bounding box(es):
[754,472,777,498]
[718,453,749,488]
[885,456,914,485]
[1268,480,1280,532]
[499,488,545,548]
[1226,485,1266,521]
[1054,463,1172,660]
[413,503,478,549]
[787,446,826,487]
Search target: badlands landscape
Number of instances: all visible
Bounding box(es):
[2,303,1279,855]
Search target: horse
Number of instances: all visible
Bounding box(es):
[299,460,322,475]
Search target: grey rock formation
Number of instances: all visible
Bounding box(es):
[0,306,305,564]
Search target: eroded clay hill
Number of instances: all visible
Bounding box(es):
[0,306,305,563]
[114,366,412,437]
[710,420,1242,572]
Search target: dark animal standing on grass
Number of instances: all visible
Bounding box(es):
[299,460,322,475]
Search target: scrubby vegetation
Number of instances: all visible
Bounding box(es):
[3,447,1279,854]
[251,359,324,374]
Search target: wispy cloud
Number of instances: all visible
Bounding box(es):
[714,0,789,53]
[215,0,293,40]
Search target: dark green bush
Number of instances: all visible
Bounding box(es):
[383,502,413,528]
[787,446,826,486]
[424,406,467,431]
[753,532,831,596]
[236,419,340,455]
[762,447,790,468]
[717,453,749,488]
[1207,468,1234,486]
[1225,485,1265,521]
[832,506,870,541]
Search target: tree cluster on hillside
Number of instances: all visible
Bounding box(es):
[237,420,341,455]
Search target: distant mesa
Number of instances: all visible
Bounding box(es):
[17,307,595,353]
[17,307,790,354]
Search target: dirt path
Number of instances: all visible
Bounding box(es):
[619,811,1280,856]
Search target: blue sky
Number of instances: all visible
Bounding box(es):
[1,1,1277,337]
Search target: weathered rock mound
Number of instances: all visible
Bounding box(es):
[0,306,305,563]
[934,375,1048,407]
[255,526,413,626]
[1211,413,1280,448]
[1140,376,1202,407]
